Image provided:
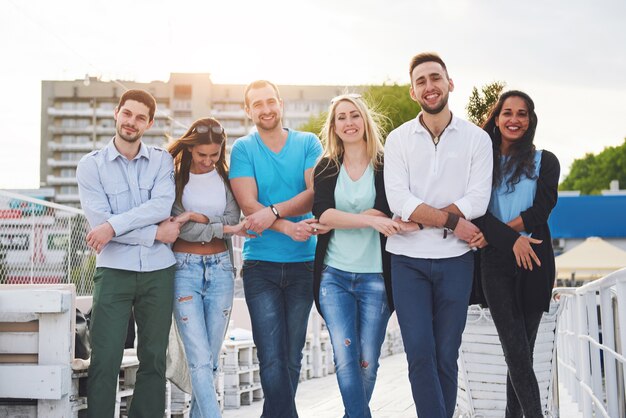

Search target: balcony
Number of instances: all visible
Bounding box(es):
[210,109,246,119]
[47,143,96,152]
[53,194,80,203]
[225,126,248,137]
[48,125,95,134]
[47,159,80,168]
[46,176,78,186]
[47,107,94,117]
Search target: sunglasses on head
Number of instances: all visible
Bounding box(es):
[193,124,225,136]
[330,93,362,104]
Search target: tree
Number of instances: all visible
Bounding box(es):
[298,83,420,141]
[559,139,626,194]
[466,81,506,126]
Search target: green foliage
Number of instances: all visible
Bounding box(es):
[298,111,327,138]
[559,139,626,194]
[466,81,506,126]
[364,83,420,138]
[297,83,420,142]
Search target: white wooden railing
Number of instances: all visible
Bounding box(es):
[556,268,626,418]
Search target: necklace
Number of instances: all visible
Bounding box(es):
[419,113,453,146]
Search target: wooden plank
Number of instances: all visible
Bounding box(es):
[0,321,38,332]
[0,331,38,354]
[38,312,72,365]
[0,353,38,363]
[0,364,70,399]
[0,289,72,313]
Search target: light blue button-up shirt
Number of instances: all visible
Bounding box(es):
[76,138,176,272]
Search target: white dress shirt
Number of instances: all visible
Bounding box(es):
[384,113,493,259]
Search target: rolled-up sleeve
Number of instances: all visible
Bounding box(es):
[453,131,493,220]
[383,132,424,221]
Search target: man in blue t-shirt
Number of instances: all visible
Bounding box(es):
[230,80,322,417]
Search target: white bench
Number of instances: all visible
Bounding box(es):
[0,284,76,417]
[456,300,562,417]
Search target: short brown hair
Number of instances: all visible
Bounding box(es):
[244,80,281,107]
[117,89,157,121]
[409,52,449,79]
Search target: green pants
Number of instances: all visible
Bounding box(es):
[87,266,175,418]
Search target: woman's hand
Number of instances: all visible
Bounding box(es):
[469,232,488,249]
[393,217,422,234]
[224,219,256,238]
[513,236,542,270]
[173,211,209,224]
[368,216,401,237]
[309,221,333,235]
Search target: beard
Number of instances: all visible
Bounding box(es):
[420,92,449,115]
[116,124,142,143]
[255,113,281,132]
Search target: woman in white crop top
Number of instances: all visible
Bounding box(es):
[167,117,250,418]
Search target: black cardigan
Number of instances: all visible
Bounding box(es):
[312,156,394,317]
[472,150,560,312]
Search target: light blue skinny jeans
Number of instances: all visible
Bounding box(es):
[319,265,391,418]
[173,250,234,418]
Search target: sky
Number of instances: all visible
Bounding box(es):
[1,0,625,189]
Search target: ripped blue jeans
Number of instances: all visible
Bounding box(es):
[319,265,391,418]
[173,251,234,418]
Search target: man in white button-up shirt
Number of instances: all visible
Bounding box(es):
[384,53,493,418]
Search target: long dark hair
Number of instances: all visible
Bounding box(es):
[168,117,229,203]
[482,90,538,192]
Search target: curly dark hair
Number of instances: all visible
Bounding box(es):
[482,90,538,192]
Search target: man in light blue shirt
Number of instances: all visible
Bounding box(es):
[230,80,322,417]
[76,89,180,418]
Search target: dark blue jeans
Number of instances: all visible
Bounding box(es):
[242,260,314,418]
[391,251,473,418]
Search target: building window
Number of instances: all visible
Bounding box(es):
[60,168,76,178]
[174,85,192,99]
[60,186,79,194]
[60,152,83,161]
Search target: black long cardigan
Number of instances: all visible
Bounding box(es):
[471,150,560,312]
[312,156,394,317]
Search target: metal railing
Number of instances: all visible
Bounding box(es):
[0,190,95,295]
[556,268,626,418]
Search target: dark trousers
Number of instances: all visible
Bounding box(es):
[88,266,175,418]
[391,252,474,418]
[481,247,544,418]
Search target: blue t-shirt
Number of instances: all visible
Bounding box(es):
[229,129,322,262]
[489,150,542,236]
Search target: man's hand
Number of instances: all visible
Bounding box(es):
[285,218,316,242]
[224,219,257,238]
[452,218,480,243]
[244,206,277,235]
[86,222,115,254]
[513,236,542,270]
[156,217,182,243]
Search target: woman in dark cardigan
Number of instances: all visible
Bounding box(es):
[310,93,408,418]
[471,90,560,418]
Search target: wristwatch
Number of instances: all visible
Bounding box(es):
[269,204,281,219]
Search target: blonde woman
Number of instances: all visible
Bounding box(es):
[312,94,409,417]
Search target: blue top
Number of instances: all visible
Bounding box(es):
[325,164,382,273]
[229,129,322,262]
[76,139,176,271]
[489,150,542,236]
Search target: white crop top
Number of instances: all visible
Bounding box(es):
[181,170,227,218]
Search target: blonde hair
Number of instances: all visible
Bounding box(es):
[318,94,385,175]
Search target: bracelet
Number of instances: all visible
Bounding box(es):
[444,212,459,231]
[269,204,281,219]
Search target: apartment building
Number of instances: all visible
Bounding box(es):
[41,74,350,205]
